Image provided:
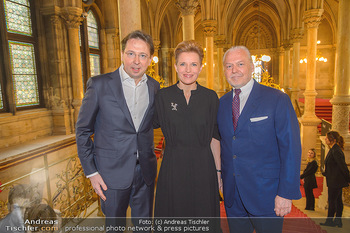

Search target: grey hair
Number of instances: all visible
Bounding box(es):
[223,45,253,65]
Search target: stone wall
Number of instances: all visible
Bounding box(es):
[0,109,53,149]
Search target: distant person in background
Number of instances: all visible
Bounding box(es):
[300,148,318,211]
[25,204,59,233]
[321,131,350,228]
[0,184,40,233]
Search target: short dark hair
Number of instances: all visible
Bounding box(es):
[121,30,154,55]
[174,40,204,65]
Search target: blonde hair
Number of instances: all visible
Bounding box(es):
[307,148,317,162]
[174,40,204,65]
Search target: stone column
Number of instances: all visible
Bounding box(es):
[175,0,199,41]
[330,0,350,160]
[203,20,217,89]
[224,43,232,91]
[153,40,161,76]
[283,41,292,94]
[105,28,120,72]
[290,28,304,111]
[47,14,74,135]
[215,35,226,95]
[170,49,177,85]
[278,46,284,87]
[118,0,141,41]
[61,8,84,125]
[300,9,323,160]
[161,48,171,86]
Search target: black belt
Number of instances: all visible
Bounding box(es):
[136,159,140,165]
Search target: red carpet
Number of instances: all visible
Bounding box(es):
[155,137,164,159]
[300,177,324,198]
[220,203,327,233]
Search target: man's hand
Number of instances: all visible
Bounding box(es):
[217,172,223,194]
[274,195,292,217]
[89,174,108,201]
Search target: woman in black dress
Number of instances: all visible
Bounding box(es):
[320,131,350,227]
[300,148,318,210]
[153,40,221,219]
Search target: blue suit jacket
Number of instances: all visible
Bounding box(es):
[76,68,160,189]
[217,80,301,215]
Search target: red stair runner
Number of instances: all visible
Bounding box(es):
[299,98,350,132]
[300,177,324,198]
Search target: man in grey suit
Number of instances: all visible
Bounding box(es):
[76,30,160,230]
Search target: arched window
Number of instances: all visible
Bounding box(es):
[0,0,41,112]
[80,9,101,90]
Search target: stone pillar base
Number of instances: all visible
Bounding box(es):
[300,116,321,160]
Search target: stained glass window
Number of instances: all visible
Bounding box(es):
[80,9,101,89]
[90,54,100,77]
[8,41,39,107]
[0,85,3,109]
[4,0,32,36]
[87,10,99,49]
[79,27,82,46]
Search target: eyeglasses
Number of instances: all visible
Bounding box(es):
[124,51,149,61]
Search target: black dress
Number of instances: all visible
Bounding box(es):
[153,83,220,218]
[300,160,318,210]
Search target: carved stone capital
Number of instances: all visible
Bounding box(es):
[202,20,217,37]
[278,46,285,54]
[50,15,61,26]
[214,35,226,48]
[61,7,83,29]
[290,28,304,42]
[153,40,161,51]
[282,40,293,50]
[303,9,324,29]
[176,0,199,16]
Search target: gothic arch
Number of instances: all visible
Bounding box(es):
[236,14,278,50]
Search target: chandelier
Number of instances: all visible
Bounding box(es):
[147,56,165,88]
[251,54,282,91]
[300,41,327,63]
[252,54,271,82]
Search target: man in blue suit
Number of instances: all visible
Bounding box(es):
[217,46,301,233]
[76,30,160,231]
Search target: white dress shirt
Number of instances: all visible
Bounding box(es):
[232,78,254,114]
[120,64,149,132]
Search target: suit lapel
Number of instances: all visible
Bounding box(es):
[108,68,135,129]
[222,90,235,133]
[235,80,262,134]
[138,76,155,130]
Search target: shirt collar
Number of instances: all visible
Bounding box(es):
[120,64,148,85]
[233,78,254,96]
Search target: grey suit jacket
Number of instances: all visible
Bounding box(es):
[76,68,160,189]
